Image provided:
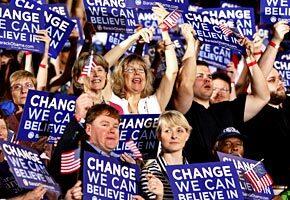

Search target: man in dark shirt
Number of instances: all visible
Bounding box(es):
[173,24,270,163]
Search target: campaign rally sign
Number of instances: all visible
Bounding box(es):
[83,0,138,33]
[105,32,136,55]
[220,0,241,8]
[183,7,256,51]
[260,0,290,24]
[17,90,76,144]
[10,0,76,58]
[114,114,159,160]
[0,141,60,192]
[125,0,189,11]
[199,43,231,69]
[83,151,140,199]
[0,4,44,53]
[46,3,69,17]
[166,162,244,200]
[274,52,290,89]
[218,152,274,199]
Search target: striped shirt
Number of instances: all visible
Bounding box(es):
[140,156,187,199]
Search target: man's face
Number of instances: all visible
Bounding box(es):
[266,69,286,105]
[0,119,8,141]
[10,78,35,106]
[218,137,244,157]
[86,114,120,154]
[193,65,213,101]
[210,78,230,104]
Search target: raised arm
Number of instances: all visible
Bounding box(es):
[242,38,270,122]
[151,3,178,111]
[173,24,199,114]
[36,30,51,91]
[258,21,290,77]
[104,28,153,68]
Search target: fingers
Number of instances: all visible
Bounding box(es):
[120,153,136,164]
[35,30,51,44]
[32,185,47,200]
[71,181,83,200]
[75,93,94,118]
[132,195,145,200]
[138,28,154,43]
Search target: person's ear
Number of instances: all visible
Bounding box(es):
[86,124,92,137]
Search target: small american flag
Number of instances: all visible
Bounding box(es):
[163,8,181,29]
[219,23,243,38]
[126,140,143,161]
[80,50,94,77]
[61,148,81,174]
[243,160,273,193]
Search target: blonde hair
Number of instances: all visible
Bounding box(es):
[156,110,192,135]
[9,70,36,87]
[111,54,154,98]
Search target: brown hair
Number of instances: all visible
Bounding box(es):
[85,104,120,125]
[111,54,154,98]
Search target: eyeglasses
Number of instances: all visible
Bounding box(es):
[124,67,145,74]
[213,87,229,93]
[11,82,35,91]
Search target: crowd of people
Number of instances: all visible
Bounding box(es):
[0,1,290,200]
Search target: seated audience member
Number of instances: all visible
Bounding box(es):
[140,110,192,199]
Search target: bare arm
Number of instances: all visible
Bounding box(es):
[104,28,153,68]
[173,24,199,114]
[242,38,270,121]
[36,30,51,91]
[258,21,290,77]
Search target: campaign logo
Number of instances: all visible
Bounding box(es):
[135,0,142,6]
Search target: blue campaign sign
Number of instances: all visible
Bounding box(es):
[260,0,290,24]
[0,5,45,53]
[199,43,231,69]
[83,151,140,199]
[125,0,189,11]
[10,0,76,59]
[105,32,136,55]
[114,114,159,160]
[83,0,138,33]
[46,3,69,17]
[17,90,76,144]
[274,52,290,89]
[0,141,60,193]
[183,7,256,52]
[166,161,244,200]
[220,0,241,8]
[218,152,274,200]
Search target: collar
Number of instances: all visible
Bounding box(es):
[86,141,119,158]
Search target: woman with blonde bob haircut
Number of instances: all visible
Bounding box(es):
[140,110,192,200]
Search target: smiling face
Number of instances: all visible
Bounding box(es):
[193,65,213,101]
[123,60,146,95]
[88,64,107,92]
[266,68,286,105]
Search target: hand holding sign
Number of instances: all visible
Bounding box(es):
[35,29,51,53]
[132,27,154,43]
[239,37,254,57]
[64,180,82,200]
[273,20,290,44]
[22,185,47,200]
[120,152,136,164]
[146,173,164,199]
[152,3,170,26]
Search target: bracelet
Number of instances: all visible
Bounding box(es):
[253,51,263,55]
[268,41,279,49]
[246,61,257,67]
[25,51,32,55]
[39,63,47,68]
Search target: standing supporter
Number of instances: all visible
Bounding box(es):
[210,72,232,104]
[240,21,290,188]
[140,110,192,200]
[109,3,178,114]
[173,24,270,163]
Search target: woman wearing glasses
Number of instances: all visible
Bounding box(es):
[110,4,178,114]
